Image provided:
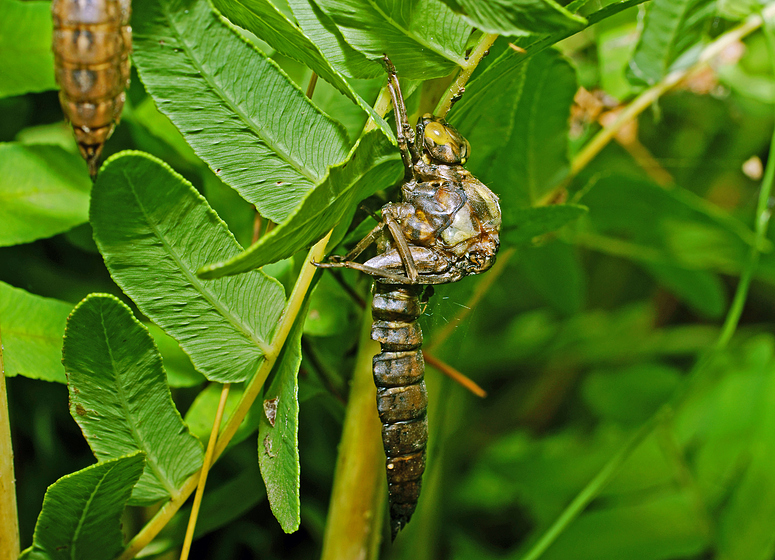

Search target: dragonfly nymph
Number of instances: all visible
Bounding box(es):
[315,55,502,539]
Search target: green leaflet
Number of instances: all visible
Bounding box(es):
[438,0,586,36]
[0,0,56,98]
[643,263,726,319]
[62,295,204,505]
[627,0,717,86]
[0,281,73,383]
[286,0,384,78]
[519,241,586,316]
[539,491,709,559]
[90,152,286,383]
[19,453,145,560]
[450,48,577,207]
[132,0,351,223]
[259,305,305,533]
[311,0,472,80]
[0,143,90,247]
[211,0,393,137]
[198,129,402,278]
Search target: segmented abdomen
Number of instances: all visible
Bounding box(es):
[371,282,429,540]
[52,0,131,177]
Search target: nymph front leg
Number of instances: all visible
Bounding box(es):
[383,55,419,177]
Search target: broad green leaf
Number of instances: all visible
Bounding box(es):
[198,129,402,278]
[450,49,577,207]
[132,0,351,223]
[125,97,201,168]
[627,0,717,86]
[502,204,588,244]
[259,307,304,533]
[91,152,286,383]
[185,384,262,448]
[211,0,393,137]
[438,0,586,36]
[582,363,681,425]
[19,453,145,560]
[0,281,72,383]
[311,0,472,80]
[643,263,725,318]
[287,0,384,78]
[541,491,709,560]
[0,143,90,246]
[62,295,204,504]
[575,176,757,275]
[518,241,585,316]
[717,340,775,560]
[0,0,56,98]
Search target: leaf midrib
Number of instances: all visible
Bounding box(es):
[159,1,319,184]
[69,464,109,559]
[99,309,178,496]
[123,168,273,356]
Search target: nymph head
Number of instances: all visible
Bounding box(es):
[417,114,471,165]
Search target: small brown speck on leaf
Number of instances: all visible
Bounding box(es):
[75,403,87,417]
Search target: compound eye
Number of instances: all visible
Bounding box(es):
[423,121,469,164]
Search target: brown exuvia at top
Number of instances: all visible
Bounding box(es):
[52,0,131,178]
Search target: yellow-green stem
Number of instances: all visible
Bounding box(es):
[117,232,332,560]
[717,8,775,349]
[320,297,385,560]
[179,383,231,560]
[0,327,20,560]
[435,33,499,117]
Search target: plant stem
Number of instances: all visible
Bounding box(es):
[179,383,230,560]
[435,33,499,117]
[0,328,20,560]
[716,8,775,349]
[306,72,319,99]
[117,232,332,560]
[320,298,385,560]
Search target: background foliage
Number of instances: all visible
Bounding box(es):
[3,0,775,559]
